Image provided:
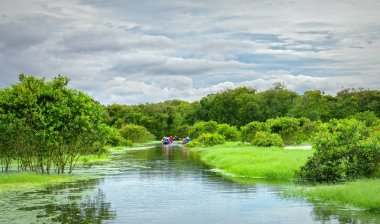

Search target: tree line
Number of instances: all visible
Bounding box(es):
[103,82,379,182]
[1,75,379,179]
[104,83,379,139]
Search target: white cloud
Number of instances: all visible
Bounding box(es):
[0,0,379,104]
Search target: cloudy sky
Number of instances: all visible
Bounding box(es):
[1,0,379,104]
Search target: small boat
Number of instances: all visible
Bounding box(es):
[162,137,172,144]
[182,137,191,144]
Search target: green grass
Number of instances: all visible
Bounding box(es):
[194,142,313,180]
[0,152,113,192]
[288,179,380,211]
[0,172,78,192]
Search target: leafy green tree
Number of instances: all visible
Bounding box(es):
[198,87,256,126]
[266,117,300,145]
[119,124,155,143]
[104,126,133,146]
[236,92,260,126]
[329,89,359,119]
[251,131,283,147]
[216,123,241,141]
[0,74,106,174]
[350,111,379,127]
[240,121,269,142]
[299,119,379,182]
[292,90,330,121]
[188,121,219,138]
[255,83,299,121]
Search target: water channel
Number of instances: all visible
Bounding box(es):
[1,144,379,223]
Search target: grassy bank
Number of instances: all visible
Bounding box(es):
[193,142,313,180]
[0,172,79,193]
[288,179,380,211]
[0,151,115,192]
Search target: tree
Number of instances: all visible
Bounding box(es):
[198,87,257,126]
[255,83,299,121]
[299,119,379,182]
[292,90,330,121]
[0,74,106,174]
[119,124,155,143]
[266,117,300,145]
[240,121,269,142]
[188,121,219,138]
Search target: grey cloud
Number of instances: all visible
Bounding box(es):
[110,56,255,76]
[59,27,173,54]
[0,0,379,105]
[0,16,59,51]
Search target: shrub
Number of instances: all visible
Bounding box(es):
[188,121,218,138]
[251,131,283,147]
[105,126,133,146]
[185,140,204,148]
[216,123,241,141]
[119,124,155,143]
[266,117,300,145]
[240,121,269,142]
[299,119,379,182]
[351,111,380,127]
[196,133,225,147]
[293,118,320,144]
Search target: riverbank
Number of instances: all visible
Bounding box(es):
[191,142,380,211]
[288,179,380,212]
[0,147,120,193]
[191,142,313,181]
[0,172,79,193]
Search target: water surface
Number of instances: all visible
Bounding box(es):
[1,144,379,223]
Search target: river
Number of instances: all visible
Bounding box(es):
[1,144,379,223]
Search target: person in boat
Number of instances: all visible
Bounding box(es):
[182,137,191,144]
[162,137,171,144]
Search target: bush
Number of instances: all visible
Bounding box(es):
[240,121,269,142]
[119,124,155,143]
[196,133,225,147]
[216,123,241,141]
[251,131,283,147]
[188,121,219,138]
[185,140,204,148]
[293,118,320,144]
[105,126,133,146]
[351,111,380,127]
[266,117,300,145]
[299,119,379,182]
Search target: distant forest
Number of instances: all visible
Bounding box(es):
[104,82,380,139]
[1,76,379,175]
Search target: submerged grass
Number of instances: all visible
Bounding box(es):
[0,172,78,193]
[194,142,313,180]
[0,151,115,193]
[288,179,380,211]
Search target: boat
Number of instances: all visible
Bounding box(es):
[162,137,172,144]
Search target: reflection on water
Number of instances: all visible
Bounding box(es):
[1,143,379,223]
[0,179,115,224]
[310,198,380,224]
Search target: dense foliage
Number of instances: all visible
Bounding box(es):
[119,124,155,143]
[105,100,198,138]
[104,126,133,147]
[1,74,379,181]
[299,119,380,182]
[104,83,379,140]
[251,132,283,147]
[0,75,106,174]
[187,133,225,147]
